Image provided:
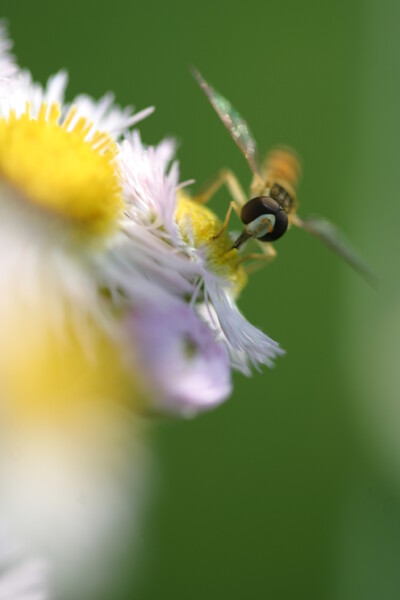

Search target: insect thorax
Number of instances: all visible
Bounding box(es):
[250,177,297,215]
[269,182,297,214]
[252,146,301,214]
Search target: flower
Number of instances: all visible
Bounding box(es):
[0,20,284,415]
[0,21,152,597]
[0,19,284,594]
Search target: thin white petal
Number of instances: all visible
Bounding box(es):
[0,20,18,82]
[69,93,153,139]
[43,70,68,107]
[203,281,284,373]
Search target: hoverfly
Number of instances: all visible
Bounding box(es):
[192,68,375,285]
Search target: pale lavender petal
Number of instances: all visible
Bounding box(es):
[129,302,232,416]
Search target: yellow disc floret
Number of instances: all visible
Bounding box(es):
[175,193,247,295]
[0,103,123,234]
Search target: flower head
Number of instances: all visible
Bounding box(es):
[0,18,285,595]
[0,20,283,418]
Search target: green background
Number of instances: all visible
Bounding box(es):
[3,0,400,598]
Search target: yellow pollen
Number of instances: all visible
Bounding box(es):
[175,193,247,295]
[0,102,123,233]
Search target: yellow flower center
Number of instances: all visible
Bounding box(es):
[175,193,247,295]
[0,103,123,234]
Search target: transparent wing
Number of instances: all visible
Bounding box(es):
[192,67,262,178]
[292,214,377,287]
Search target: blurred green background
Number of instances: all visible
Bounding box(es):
[3,0,400,598]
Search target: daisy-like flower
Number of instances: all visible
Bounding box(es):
[0,20,283,418]
[0,18,283,595]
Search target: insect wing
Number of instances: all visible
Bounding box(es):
[192,67,262,177]
[293,214,376,287]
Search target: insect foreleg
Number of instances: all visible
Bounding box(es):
[211,200,242,240]
[193,168,247,207]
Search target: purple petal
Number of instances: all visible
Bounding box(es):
[128,302,232,416]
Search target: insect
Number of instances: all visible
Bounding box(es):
[192,68,375,285]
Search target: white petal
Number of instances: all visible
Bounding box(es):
[202,281,284,373]
[119,131,179,239]
[0,21,18,82]
[43,70,68,107]
[69,93,153,139]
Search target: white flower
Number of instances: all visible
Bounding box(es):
[0,21,152,597]
[0,18,284,592]
[0,20,283,416]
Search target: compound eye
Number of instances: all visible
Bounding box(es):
[241,196,288,242]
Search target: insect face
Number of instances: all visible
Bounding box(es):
[241,196,288,242]
[231,196,288,250]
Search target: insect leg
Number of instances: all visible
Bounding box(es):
[193,168,247,207]
[211,200,242,240]
[236,242,277,274]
